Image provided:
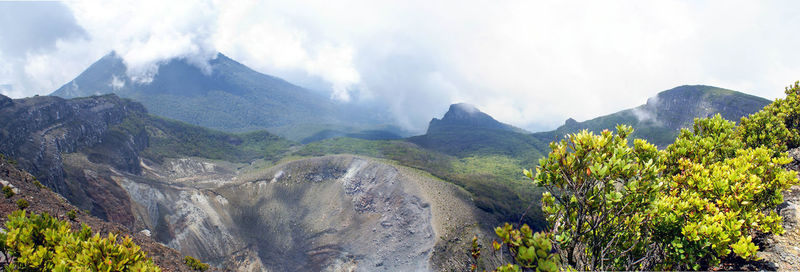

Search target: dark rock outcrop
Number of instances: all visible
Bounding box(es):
[426,103,522,134]
[0,94,146,226]
[0,156,191,271]
[0,93,12,109]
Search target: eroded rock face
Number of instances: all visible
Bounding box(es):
[0,94,146,226]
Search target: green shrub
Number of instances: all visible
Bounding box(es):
[662,114,742,170]
[652,147,796,269]
[487,81,800,271]
[3,185,14,198]
[32,180,45,189]
[184,255,209,271]
[739,81,800,154]
[495,115,798,270]
[15,199,28,210]
[650,114,799,269]
[67,210,77,221]
[0,210,161,271]
[493,223,560,272]
[526,125,662,271]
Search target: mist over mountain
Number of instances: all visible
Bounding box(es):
[410,103,545,161]
[50,52,402,142]
[426,103,527,134]
[533,85,771,147]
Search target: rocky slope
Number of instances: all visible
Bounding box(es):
[0,155,191,271]
[0,93,146,227]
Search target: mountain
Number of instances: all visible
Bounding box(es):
[50,52,400,141]
[409,103,546,161]
[0,94,502,270]
[533,85,772,147]
[426,103,526,134]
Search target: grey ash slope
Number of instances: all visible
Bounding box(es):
[51,52,400,141]
[533,85,771,147]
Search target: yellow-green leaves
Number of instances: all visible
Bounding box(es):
[493,223,560,272]
[530,125,661,271]
[0,210,161,271]
[492,81,800,271]
[739,81,800,153]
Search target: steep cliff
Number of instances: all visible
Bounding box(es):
[0,94,146,226]
[0,155,191,271]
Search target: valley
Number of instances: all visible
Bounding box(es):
[0,52,784,271]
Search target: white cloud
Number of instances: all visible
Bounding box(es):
[1,0,799,132]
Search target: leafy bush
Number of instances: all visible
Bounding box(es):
[67,210,77,221]
[184,255,209,271]
[0,210,160,271]
[32,180,45,190]
[651,115,798,269]
[492,96,800,270]
[3,185,14,198]
[739,81,800,154]
[662,114,742,170]
[493,223,560,272]
[528,125,662,270]
[15,199,28,210]
[652,147,795,269]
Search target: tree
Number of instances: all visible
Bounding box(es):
[528,125,662,270]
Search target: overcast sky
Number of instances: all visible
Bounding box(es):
[1,1,799,132]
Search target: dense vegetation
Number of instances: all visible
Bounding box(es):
[112,113,295,164]
[0,210,160,271]
[487,82,800,271]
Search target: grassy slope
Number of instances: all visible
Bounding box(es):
[113,113,296,164]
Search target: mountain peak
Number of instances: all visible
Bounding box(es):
[546,85,770,147]
[426,103,519,134]
[0,93,12,109]
[443,103,485,120]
